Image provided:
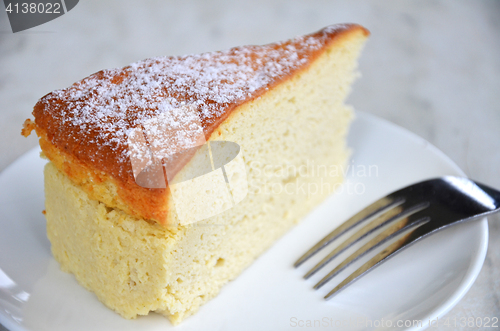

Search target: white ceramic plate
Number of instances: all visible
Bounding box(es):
[0,112,488,331]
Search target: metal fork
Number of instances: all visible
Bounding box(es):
[294,176,500,300]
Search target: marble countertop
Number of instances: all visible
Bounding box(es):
[0,0,498,330]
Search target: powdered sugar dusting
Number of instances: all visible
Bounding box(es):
[36,24,352,179]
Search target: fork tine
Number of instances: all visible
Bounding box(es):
[322,217,429,300]
[314,206,429,290]
[325,219,429,300]
[294,196,405,268]
[304,202,408,279]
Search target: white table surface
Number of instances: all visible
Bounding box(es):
[0,1,498,330]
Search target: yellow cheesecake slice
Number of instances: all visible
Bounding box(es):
[23,23,369,324]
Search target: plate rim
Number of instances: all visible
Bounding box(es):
[357,112,488,330]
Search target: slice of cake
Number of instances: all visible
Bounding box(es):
[22,23,369,324]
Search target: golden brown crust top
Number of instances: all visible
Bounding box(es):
[30,24,369,187]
